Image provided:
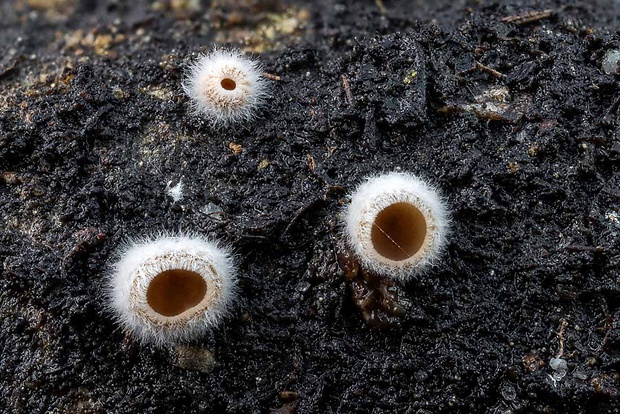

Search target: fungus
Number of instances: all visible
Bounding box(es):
[182,49,268,126]
[345,172,449,280]
[107,235,237,345]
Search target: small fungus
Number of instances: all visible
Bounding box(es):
[107,235,237,346]
[182,49,268,126]
[344,172,449,280]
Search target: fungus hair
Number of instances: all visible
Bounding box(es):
[107,234,237,346]
[345,172,449,281]
[182,49,268,126]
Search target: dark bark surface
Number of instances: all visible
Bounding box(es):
[1,0,619,412]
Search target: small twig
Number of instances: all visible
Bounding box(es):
[605,95,620,118]
[555,319,568,358]
[501,9,553,25]
[282,198,325,237]
[341,74,354,108]
[475,61,505,79]
[458,61,505,79]
[595,315,614,355]
[375,0,387,14]
[262,72,281,81]
[45,364,74,376]
[565,245,604,253]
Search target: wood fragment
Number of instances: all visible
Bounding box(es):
[306,153,315,171]
[501,9,553,25]
[262,72,281,81]
[341,74,354,107]
[475,61,505,79]
[555,319,568,358]
[375,0,387,14]
[0,172,20,185]
[565,245,604,253]
[229,142,243,155]
[458,61,505,79]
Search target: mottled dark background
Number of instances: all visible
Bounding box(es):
[1,0,619,412]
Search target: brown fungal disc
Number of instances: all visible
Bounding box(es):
[370,202,427,261]
[146,269,208,317]
[220,78,237,91]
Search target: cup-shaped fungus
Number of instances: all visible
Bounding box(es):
[182,49,268,126]
[108,235,236,346]
[345,172,449,280]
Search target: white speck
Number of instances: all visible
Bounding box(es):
[166,178,184,202]
[549,357,568,382]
